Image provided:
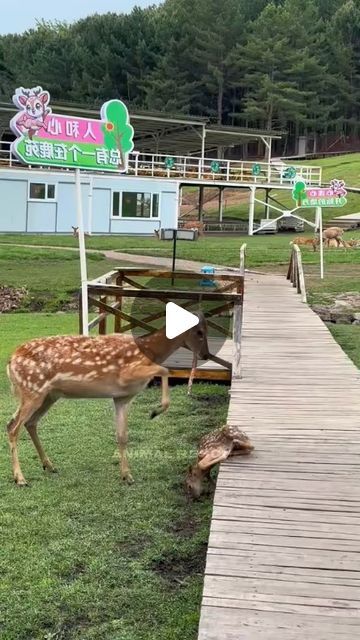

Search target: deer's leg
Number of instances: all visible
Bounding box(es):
[25,395,57,472]
[149,367,170,419]
[113,399,133,484]
[7,393,47,486]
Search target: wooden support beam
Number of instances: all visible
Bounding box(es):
[88,286,243,302]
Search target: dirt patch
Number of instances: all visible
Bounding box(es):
[114,535,151,559]
[43,615,91,640]
[167,515,198,539]
[192,393,227,407]
[313,292,360,324]
[150,543,207,586]
[60,561,87,584]
[0,285,28,312]
[25,291,79,313]
[180,187,249,218]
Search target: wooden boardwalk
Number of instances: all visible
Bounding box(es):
[198,272,360,640]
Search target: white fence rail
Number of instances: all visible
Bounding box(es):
[0,140,322,186]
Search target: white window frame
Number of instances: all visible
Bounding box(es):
[111,190,161,220]
[28,181,57,202]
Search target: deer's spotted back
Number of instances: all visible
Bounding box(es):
[8,335,145,395]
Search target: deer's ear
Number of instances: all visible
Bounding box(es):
[18,96,27,106]
[40,92,50,105]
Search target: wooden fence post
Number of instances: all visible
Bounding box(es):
[99,296,107,335]
[78,291,83,335]
[114,271,124,333]
[232,298,242,379]
[287,249,293,281]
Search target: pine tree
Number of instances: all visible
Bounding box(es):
[237,3,310,130]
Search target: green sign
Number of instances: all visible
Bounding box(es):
[292,179,347,208]
[164,156,175,169]
[252,163,261,176]
[210,160,220,173]
[283,166,297,179]
[10,86,134,172]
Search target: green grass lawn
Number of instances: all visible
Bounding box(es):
[0,246,131,311]
[328,324,360,369]
[0,313,228,640]
[2,235,360,307]
[3,232,360,269]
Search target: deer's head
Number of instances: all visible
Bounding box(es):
[17,87,50,119]
[182,310,209,360]
[185,464,204,499]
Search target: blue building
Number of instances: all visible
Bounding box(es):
[0,167,178,234]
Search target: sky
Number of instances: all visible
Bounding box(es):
[0,0,162,35]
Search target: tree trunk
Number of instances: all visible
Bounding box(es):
[217,76,224,125]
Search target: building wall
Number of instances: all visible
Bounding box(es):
[0,168,179,234]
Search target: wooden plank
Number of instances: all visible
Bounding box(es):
[88,284,242,301]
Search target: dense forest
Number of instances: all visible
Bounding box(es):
[0,0,359,144]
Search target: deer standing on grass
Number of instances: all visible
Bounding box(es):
[323,226,344,248]
[6,313,209,487]
[291,237,319,252]
[72,226,91,237]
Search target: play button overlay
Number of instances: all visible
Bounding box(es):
[165,302,199,339]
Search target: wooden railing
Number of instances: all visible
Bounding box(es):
[287,244,307,303]
[0,140,322,186]
[239,243,247,276]
[82,267,245,379]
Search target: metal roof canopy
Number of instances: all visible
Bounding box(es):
[0,98,283,157]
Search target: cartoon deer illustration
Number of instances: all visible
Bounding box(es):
[13,87,51,140]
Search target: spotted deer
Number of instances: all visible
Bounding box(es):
[6,313,209,486]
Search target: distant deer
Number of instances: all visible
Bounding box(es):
[346,238,360,248]
[182,221,205,235]
[72,226,90,237]
[323,226,344,248]
[291,237,319,252]
[6,313,209,486]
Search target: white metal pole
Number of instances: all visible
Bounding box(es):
[315,206,320,232]
[219,187,224,222]
[318,206,324,279]
[75,168,89,335]
[248,186,255,236]
[201,125,206,176]
[267,137,272,182]
[87,175,93,234]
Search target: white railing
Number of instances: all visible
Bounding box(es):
[287,243,307,303]
[0,141,322,186]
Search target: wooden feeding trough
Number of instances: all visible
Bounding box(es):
[81,267,244,382]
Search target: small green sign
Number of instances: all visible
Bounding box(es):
[283,166,297,180]
[252,163,261,176]
[164,156,175,169]
[292,179,347,208]
[211,160,220,173]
